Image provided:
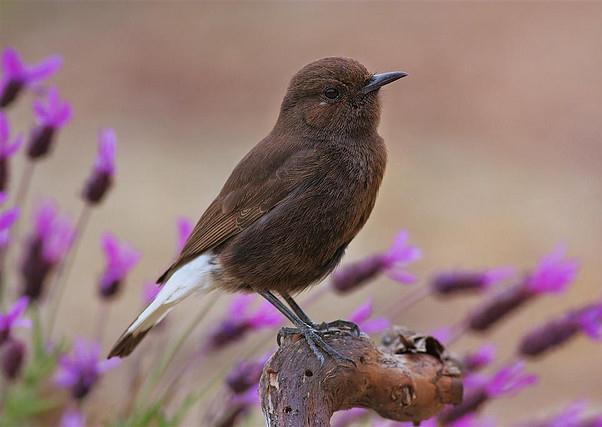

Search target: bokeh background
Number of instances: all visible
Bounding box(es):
[2,2,602,425]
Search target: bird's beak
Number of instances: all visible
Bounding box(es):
[361,71,408,94]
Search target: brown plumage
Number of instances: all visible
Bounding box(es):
[109,57,406,359]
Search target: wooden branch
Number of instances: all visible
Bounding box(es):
[259,326,463,426]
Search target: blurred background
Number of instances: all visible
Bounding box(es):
[2,2,602,425]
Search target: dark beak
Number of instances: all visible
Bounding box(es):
[361,71,408,94]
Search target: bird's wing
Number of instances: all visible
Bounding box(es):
[157,145,320,284]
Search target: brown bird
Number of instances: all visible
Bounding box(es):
[108,57,406,363]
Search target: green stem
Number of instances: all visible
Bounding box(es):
[46,204,91,339]
[134,292,220,409]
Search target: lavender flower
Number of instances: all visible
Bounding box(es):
[331,230,421,293]
[439,362,537,424]
[177,217,193,253]
[461,343,496,373]
[518,302,602,358]
[1,338,26,380]
[60,408,85,427]
[82,128,116,204]
[348,299,390,334]
[0,47,62,108]
[0,203,19,249]
[467,247,578,332]
[225,354,268,395]
[0,297,31,345]
[430,267,514,296]
[20,202,74,301]
[142,281,161,306]
[0,112,23,190]
[98,232,140,299]
[55,340,120,400]
[331,408,369,427]
[206,295,282,350]
[28,87,72,160]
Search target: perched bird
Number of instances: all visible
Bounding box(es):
[108,57,406,362]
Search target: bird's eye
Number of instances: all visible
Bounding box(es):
[324,87,340,100]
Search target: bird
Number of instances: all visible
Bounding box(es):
[108,57,406,363]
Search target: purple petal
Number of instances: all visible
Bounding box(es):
[331,408,368,427]
[0,113,8,142]
[0,208,19,230]
[43,217,75,263]
[60,408,85,427]
[6,297,29,324]
[97,357,121,373]
[248,301,283,329]
[577,304,602,340]
[348,299,373,324]
[430,326,453,344]
[360,317,391,334]
[142,282,161,305]
[385,268,417,284]
[177,217,193,253]
[486,362,537,397]
[95,128,117,174]
[2,47,25,78]
[25,55,62,83]
[526,246,578,294]
[482,266,516,287]
[34,200,57,239]
[229,294,255,317]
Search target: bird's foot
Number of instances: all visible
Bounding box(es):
[315,319,361,336]
[277,324,356,366]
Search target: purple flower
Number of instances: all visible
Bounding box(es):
[1,338,26,380]
[348,299,390,334]
[467,247,578,332]
[225,354,269,395]
[0,112,23,191]
[526,246,578,294]
[331,230,421,293]
[486,362,537,397]
[0,297,31,345]
[0,47,62,108]
[98,232,140,299]
[55,340,120,400]
[577,302,602,340]
[206,295,282,350]
[518,301,602,358]
[461,343,496,373]
[82,128,116,204]
[177,217,193,253]
[42,217,75,264]
[20,203,74,301]
[142,281,161,305]
[430,266,514,296]
[0,205,19,249]
[60,408,85,427]
[439,362,536,424]
[28,87,72,160]
[331,408,369,427]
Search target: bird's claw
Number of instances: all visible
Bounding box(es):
[277,323,356,367]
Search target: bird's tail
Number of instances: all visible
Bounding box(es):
[108,253,216,358]
[107,299,175,358]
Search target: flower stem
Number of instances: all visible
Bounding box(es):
[134,292,220,409]
[45,204,91,338]
[10,161,35,239]
[383,286,431,318]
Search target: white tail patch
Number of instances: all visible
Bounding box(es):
[126,252,217,335]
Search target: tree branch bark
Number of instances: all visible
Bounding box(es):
[260,326,463,426]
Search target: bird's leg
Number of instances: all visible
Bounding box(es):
[279,292,315,326]
[280,292,360,336]
[258,290,355,366]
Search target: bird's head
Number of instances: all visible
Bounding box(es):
[277,57,406,139]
